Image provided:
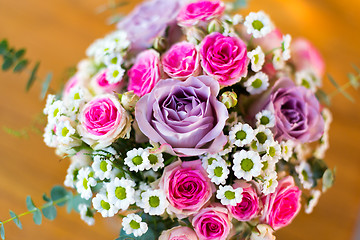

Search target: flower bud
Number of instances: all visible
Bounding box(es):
[153,37,168,53]
[220,91,238,108]
[186,27,207,45]
[120,91,140,111]
[207,19,223,33]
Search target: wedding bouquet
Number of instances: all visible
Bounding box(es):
[36,0,335,239]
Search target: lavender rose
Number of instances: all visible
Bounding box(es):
[200,32,249,86]
[135,75,228,156]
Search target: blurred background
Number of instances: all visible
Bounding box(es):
[0,0,359,239]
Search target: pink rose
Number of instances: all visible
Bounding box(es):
[162,42,200,80]
[261,176,302,230]
[192,204,232,240]
[159,226,199,240]
[90,70,123,95]
[200,32,249,86]
[227,181,260,221]
[63,74,81,97]
[159,160,215,218]
[177,0,225,27]
[77,94,131,150]
[128,49,161,96]
[291,38,325,78]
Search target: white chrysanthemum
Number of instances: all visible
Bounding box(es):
[106,65,125,84]
[107,177,136,210]
[92,192,119,217]
[43,120,58,148]
[322,108,333,132]
[314,132,329,159]
[295,70,317,92]
[244,72,269,95]
[92,156,113,180]
[78,204,95,226]
[252,126,274,152]
[260,155,277,176]
[142,148,164,171]
[216,185,243,206]
[55,118,76,145]
[305,190,321,214]
[201,154,224,169]
[122,213,148,237]
[65,86,88,116]
[207,160,230,185]
[295,161,314,189]
[233,150,263,181]
[247,46,265,72]
[105,30,131,52]
[244,11,273,38]
[43,94,56,115]
[280,140,295,161]
[229,123,255,147]
[272,49,285,70]
[75,167,97,200]
[282,34,292,61]
[135,182,151,209]
[266,141,281,160]
[261,171,278,195]
[104,52,124,67]
[64,160,88,188]
[124,148,150,172]
[47,100,65,122]
[255,110,275,128]
[141,189,168,216]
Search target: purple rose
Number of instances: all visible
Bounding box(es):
[116,0,184,52]
[269,78,324,142]
[135,75,228,156]
[200,32,249,86]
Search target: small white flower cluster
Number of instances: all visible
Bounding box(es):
[244,11,274,38]
[124,147,164,172]
[314,108,332,159]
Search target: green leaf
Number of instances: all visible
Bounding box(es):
[117,227,156,240]
[43,193,51,202]
[26,61,40,92]
[233,0,249,9]
[315,89,331,106]
[14,49,26,59]
[32,209,42,225]
[50,185,68,206]
[0,39,8,55]
[40,72,53,99]
[0,222,5,240]
[26,196,36,211]
[327,74,354,102]
[310,158,328,179]
[42,204,57,220]
[13,59,28,72]
[2,56,13,71]
[322,168,335,192]
[67,195,90,213]
[348,73,359,89]
[9,210,22,229]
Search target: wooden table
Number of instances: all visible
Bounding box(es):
[0,0,359,239]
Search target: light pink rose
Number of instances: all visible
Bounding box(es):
[162,42,200,81]
[177,0,225,27]
[250,224,276,240]
[192,204,232,240]
[261,176,302,230]
[227,181,260,221]
[159,226,199,240]
[77,94,131,150]
[200,32,249,86]
[63,74,81,97]
[90,70,122,95]
[159,160,215,218]
[127,49,161,96]
[291,38,325,78]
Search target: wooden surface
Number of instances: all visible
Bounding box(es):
[0,0,359,239]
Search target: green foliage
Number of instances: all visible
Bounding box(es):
[322,168,336,192]
[42,205,57,220]
[327,74,354,102]
[9,211,22,229]
[0,39,28,73]
[0,222,5,240]
[26,61,40,92]
[232,0,249,9]
[40,72,53,99]
[50,185,69,207]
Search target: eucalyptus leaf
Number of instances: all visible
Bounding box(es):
[42,204,57,220]
[43,193,51,202]
[9,210,22,229]
[327,74,354,102]
[26,196,36,211]
[68,195,91,213]
[322,168,335,192]
[50,185,68,206]
[0,39,8,54]
[315,89,331,106]
[40,72,53,99]
[2,56,13,71]
[26,61,40,92]
[348,73,359,89]
[32,209,42,225]
[0,222,4,240]
[310,158,328,179]
[13,59,28,73]
[14,49,26,59]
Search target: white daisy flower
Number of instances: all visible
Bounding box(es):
[122,213,148,237]
[124,148,150,172]
[55,118,76,145]
[106,65,125,84]
[207,160,230,185]
[305,190,321,214]
[295,70,317,92]
[244,72,269,95]
[282,34,292,61]
[43,120,58,148]
[253,125,274,152]
[107,177,136,210]
[272,49,285,70]
[295,161,314,189]
[75,167,97,200]
[92,192,119,217]
[247,46,265,72]
[260,155,277,175]
[201,154,223,170]
[280,140,295,161]
[64,160,88,188]
[135,182,151,209]
[322,108,333,132]
[43,94,56,115]
[261,171,278,195]
[78,204,95,226]
[314,132,329,159]
[244,11,273,38]
[92,156,113,181]
[142,148,164,171]
[229,123,255,147]
[105,30,130,52]
[266,141,281,160]
[141,189,168,216]
[216,185,243,206]
[47,100,66,122]
[255,110,275,128]
[104,52,123,67]
[233,150,263,181]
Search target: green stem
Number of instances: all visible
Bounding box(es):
[1,195,70,225]
[328,79,357,99]
[265,47,282,55]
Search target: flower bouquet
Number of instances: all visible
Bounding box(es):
[1,0,339,239]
